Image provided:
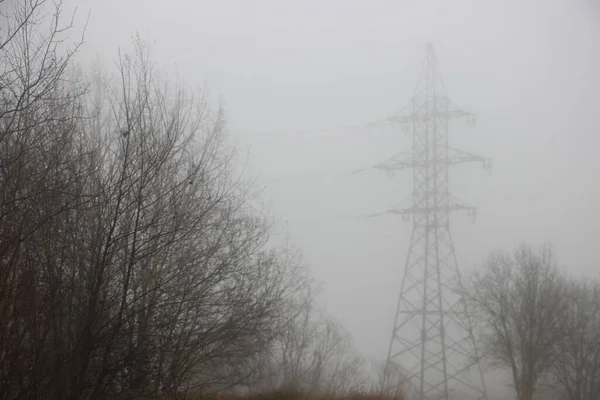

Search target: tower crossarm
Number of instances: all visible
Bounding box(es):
[373,150,415,173]
[440,96,476,124]
[447,147,491,168]
[379,195,478,223]
[386,203,476,218]
[364,147,491,173]
[387,95,477,126]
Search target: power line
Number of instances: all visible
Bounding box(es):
[234,118,393,139]
[259,161,414,185]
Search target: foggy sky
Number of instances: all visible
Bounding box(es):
[65,0,600,394]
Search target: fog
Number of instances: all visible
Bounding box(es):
[53,0,600,397]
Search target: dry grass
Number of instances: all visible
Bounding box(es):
[103,388,405,400]
[205,391,405,400]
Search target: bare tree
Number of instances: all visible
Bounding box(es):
[372,360,411,399]
[1,2,375,399]
[0,3,315,396]
[464,243,567,400]
[0,1,86,398]
[56,37,303,398]
[547,278,600,400]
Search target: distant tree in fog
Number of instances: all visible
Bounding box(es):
[547,279,600,400]
[464,244,567,400]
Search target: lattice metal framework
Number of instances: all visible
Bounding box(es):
[376,44,490,400]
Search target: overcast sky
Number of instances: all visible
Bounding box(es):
[65,0,599,395]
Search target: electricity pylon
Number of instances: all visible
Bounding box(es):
[375,44,490,400]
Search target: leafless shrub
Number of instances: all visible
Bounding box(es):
[245,262,368,396]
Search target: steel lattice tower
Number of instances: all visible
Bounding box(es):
[376,44,490,400]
